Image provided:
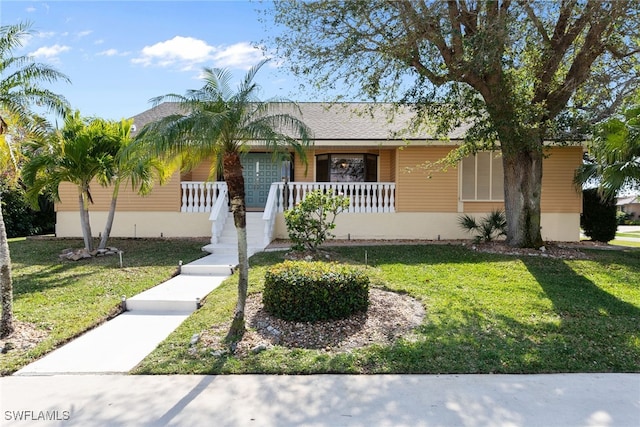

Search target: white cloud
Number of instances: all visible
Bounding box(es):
[212,42,266,70]
[26,6,36,13]
[30,44,71,59]
[97,48,119,56]
[132,36,267,71]
[94,39,104,45]
[132,36,213,68]
[77,30,92,38]
[37,31,56,39]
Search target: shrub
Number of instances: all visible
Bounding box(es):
[0,184,55,238]
[581,188,617,242]
[616,210,629,225]
[284,190,349,252]
[458,210,507,243]
[263,261,369,322]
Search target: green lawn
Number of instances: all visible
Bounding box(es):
[616,232,640,238]
[133,244,640,375]
[611,240,640,248]
[1,237,207,376]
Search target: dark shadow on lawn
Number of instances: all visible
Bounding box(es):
[521,255,639,321]
[13,263,95,297]
[252,244,510,268]
[519,256,640,371]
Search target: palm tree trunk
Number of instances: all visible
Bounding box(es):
[78,186,93,252]
[0,196,14,338]
[99,184,120,250]
[223,152,249,344]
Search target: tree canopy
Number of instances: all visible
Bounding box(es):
[0,21,69,134]
[269,0,640,247]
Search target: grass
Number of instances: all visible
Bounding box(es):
[611,240,640,248]
[1,237,207,376]
[133,244,640,375]
[616,232,640,238]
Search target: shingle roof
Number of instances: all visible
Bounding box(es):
[130,102,470,142]
[616,195,640,205]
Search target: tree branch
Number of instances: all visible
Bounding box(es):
[546,2,624,118]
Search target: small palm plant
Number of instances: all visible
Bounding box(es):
[458,210,507,243]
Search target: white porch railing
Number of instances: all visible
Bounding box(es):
[268,182,396,213]
[180,181,227,213]
[263,182,396,245]
[208,182,228,244]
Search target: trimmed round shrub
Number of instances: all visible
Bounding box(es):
[263,261,369,322]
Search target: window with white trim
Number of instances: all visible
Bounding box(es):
[460,152,504,201]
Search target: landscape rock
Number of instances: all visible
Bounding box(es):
[59,247,123,261]
[251,344,268,354]
[189,334,200,346]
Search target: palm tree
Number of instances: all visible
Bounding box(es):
[1,21,69,338]
[23,111,120,253]
[575,101,640,200]
[1,22,69,133]
[97,118,171,250]
[137,60,312,343]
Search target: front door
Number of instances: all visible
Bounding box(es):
[242,153,281,209]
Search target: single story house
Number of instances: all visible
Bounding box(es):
[616,195,640,219]
[54,103,584,250]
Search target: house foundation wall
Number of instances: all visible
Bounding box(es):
[57,211,581,243]
[274,212,581,242]
[55,212,211,239]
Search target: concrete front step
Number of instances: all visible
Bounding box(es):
[206,211,267,255]
[201,243,265,256]
[125,274,227,312]
[180,253,238,274]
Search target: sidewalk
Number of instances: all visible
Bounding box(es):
[1,374,638,426]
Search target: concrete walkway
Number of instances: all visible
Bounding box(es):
[15,253,237,375]
[1,374,638,426]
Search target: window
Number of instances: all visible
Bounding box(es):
[460,152,504,201]
[316,154,378,182]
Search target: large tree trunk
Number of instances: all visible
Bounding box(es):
[502,147,545,248]
[0,196,14,338]
[223,152,249,345]
[99,184,120,250]
[78,186,94,252]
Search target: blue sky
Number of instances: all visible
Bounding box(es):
[1,0,331,121]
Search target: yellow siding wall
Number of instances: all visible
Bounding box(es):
[394,145,582,214]
[396,146,459,212]
[188,157,216,181]
[463,202,505,213]
[540,146,583,213]
[56,172,182,212]
[378,150,393,182]
[294,152,314,182]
